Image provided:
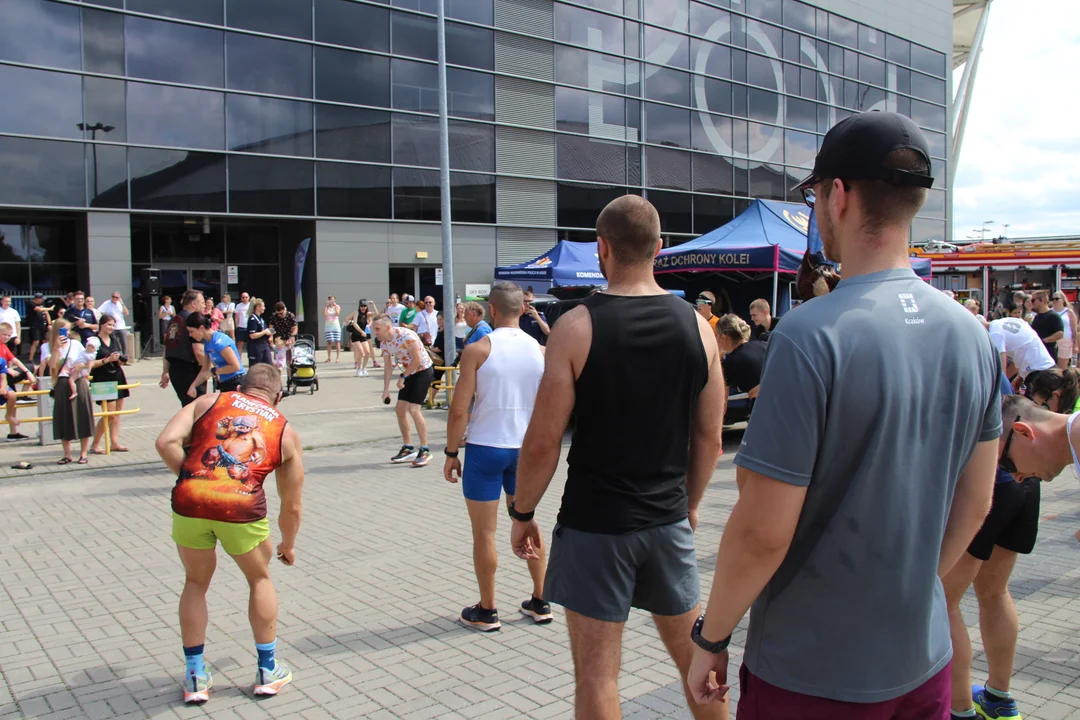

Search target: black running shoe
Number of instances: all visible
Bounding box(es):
[520,597,553,624]
[391,445,417,463]
[6,433,29,441]
[460,603,501,632]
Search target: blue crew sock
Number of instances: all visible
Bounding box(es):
[256,640,276,670]
[952,709,977,719]
[184,644,205,678]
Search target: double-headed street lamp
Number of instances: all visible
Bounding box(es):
[78,122,115,200]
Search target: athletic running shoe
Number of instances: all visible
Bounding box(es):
[520,597,554,624]
[412,448,431,467]
[460,604,501,632]
[391,445,418,463]
[253,661,292,696]
[361,369,369,377]
[183,670,213,704]
[6,433,29,441]
[973,686,1022,719]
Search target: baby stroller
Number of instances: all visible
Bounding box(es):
[286,335,319,395]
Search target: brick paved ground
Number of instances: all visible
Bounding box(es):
[2,363,1080,719]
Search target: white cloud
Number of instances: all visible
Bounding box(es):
[951,0,1080,239]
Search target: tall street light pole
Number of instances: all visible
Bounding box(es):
[436,0,457,366]
[78,122,115,201]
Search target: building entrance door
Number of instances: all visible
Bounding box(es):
[157,264,225,307]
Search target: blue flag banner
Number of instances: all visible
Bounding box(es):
[294,238,310,322]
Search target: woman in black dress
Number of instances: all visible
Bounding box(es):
[344,301,372,376]
[89,315,131,453]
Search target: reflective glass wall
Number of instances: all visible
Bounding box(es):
[0,0,948,242]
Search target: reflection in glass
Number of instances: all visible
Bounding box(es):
[644,0,688,32]
[227,95,313,157]
[130,148,226,212]
[644,66,690,106]
[393,114,438,168]
[315,106,391,163]
[0,261,29,293]
[557,135,626,183]
[227,33,312,98]
[0,137,84,207]
[747,88,780,124]
[447,22,493,70]
[747,0,781,22]
[84,77,127,142]
[749,164,786,201]
[316,47,390,106]
[784,129,816,168]
[87,143,128,208]
[646,147,691,191]
[910,73,946,105]
[692,112,732,155]
[229,156,315,216]
[126,16,224,87]
[316,162,392,219]
[557,182,626,229]
[693,192,734,233]
[127,82,225,150]
[911,218,945,246]
[886,35,910,66]
[828,13,857,48]
[922,189,946,219]
[393,168,440,221]
[451,173,495,224]
[0,65,82,140]
[224,224,282,264]
[226,0,312,39]
[910,100,945,132]
[82,8,125,75]
[858,55,885,87]
[692,40,731,81]
[782,0,814,33]
[910,44,945,78]
[391,60,494,121]
[785,97,816,132]
[644,27,689,70]
[645,103,690,149]
[690,2,727,38]
[650,190,692,234]
[555,3,623,55]
[315,0,390,53]
[126,0,223,24]
[925,131,945,159]
[392,11,437,61]
[858,24,885,57]
[0,0,81,70]
[31,264,79,297]
[555,87,587,133]
[748,122,782,164]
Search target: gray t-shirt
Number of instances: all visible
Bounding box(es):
[735,267,1002,703]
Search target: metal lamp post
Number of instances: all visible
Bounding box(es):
[78,122,116,201]
[437,0,457,366]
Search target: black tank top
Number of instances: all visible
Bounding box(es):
[559,293,709,534]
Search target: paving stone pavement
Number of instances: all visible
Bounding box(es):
[2,364,1080,719]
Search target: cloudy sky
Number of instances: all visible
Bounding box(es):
[951,0,1080,240]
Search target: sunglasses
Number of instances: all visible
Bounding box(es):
[997,414,1021,474]
[695,299,712,306]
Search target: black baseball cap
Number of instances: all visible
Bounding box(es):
[32,292,43,299]
[792,111,933,192]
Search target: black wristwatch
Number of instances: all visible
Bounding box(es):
[507,501,535,522]
[691,615,731,654]
[443,448,459,458]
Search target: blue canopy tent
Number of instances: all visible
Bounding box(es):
[654,199,931,311]
[494,240,604,290]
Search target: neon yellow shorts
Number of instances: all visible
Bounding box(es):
[172,513,270,556]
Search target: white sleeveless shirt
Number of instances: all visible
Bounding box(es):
[1058,307,1072,340]
[1068,412,1080,480]
[469,327,544,449]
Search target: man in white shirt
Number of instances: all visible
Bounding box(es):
[385,294,404,327]
[234,292,251,360]
[987,317,1055,393]
[97,291,131,361]
[0,296,21,358]
[415,297,439,347]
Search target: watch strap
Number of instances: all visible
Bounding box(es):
[507,501,535,522]
[691,615,731,654]
[443,448,459,458]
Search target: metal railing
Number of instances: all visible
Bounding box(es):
[2,381,142,453]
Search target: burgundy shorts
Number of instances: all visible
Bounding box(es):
[736,662,951,720]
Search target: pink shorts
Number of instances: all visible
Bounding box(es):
[1058,338,1073,359]
[736,663,951,720]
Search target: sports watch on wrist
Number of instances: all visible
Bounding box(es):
[507,501,534,522]
[443,448,459,458]
[691,615,732,654]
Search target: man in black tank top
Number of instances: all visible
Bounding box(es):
[510,195,728,720]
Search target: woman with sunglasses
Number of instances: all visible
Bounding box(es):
[1051,292,1077,369]
[1026,367,1080,414]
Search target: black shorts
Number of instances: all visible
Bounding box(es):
[398,366,433,405]
[235,328,249,342]
[217,375,243,393]
[967,477,1041,561]
[29,327,47,343]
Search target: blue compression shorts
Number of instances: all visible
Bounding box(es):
[462,443,519,502]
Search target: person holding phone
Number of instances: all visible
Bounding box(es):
[89,315,131,454]
[49,318,94,464]
[156,365,305,705]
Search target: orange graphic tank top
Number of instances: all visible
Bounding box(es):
[171,391,288,523]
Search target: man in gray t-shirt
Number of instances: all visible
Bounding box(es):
[687,112,1002,717]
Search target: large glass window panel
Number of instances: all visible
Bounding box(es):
[911,100,945,131]
[557,182,626,229]
[747,88,780,124]
[555,86,589,133]
[729,13,746,48]
[451,173,495,224]
[732,118,748,156]
[626,21,641,59]
[645,103,690,148]
[554,3,624,55]
[911,73,946,105]
[782,0,814,33]
[921,188,946,219]
[644,27,688,70]
[644,66,690,106]
[145,219,226,262]
[391,60,493,121]
[696,77,732,117]
[649,190,692,234]
[315,106,390,163]
[911,218,945,246]
[748,121,782,164]
[128,82,225,150]
[226,0,312,39]
[31,263,79,297]
[449,121,494,172]
[627,144,641,186]
[126,0,222,24]
[783,30,802,64]
[858,24,884,57]
[0,66,83,140]
[447,22,494,70]
[84,77,127,142]
[885,35,910,66]
[392,11,436,61]
[692,39,731,81]
[644,0,688,32]
[223,224,281,264]
[859,55,885,87]
[731,48,746,82]
[828,13,856,49]
[693,113,732,155]
[749,164,785,200]
[784,129,816,168]
[693,193,733,233]
[0,0,81,70]
[228,34,312,98]
[747,0,780,22]
[555,45,588,88]
[925,130,946,159]
[448,0,493,25]
[229,156,314,216]
[82,8,124,75]
[393,168,440,221]
[843,49,858,80]
[690,2,727,37]
[227,95,313,157]
[126,16,224,87]
[748,19,783,62]
[557,135,626,183]
[910,44,945,78]
[393,114,493,170]
[733,78,747,116]
[0,262,29,295]
[87,143,128,208]
[0,137,85,207]
[931,159,946,189]
[646,147,690,190]
[314,0,390,53]
[315,47,390,106]
[785,97,816,132]
[316,162,392,219]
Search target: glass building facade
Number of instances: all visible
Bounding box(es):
[0,0,950,327]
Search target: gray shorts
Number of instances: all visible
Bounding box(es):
[543,519,699,623]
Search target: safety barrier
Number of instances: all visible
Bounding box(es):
[2,381,142,453]
[427,366,457,408]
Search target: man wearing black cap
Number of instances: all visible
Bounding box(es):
[687,112,1003,718]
